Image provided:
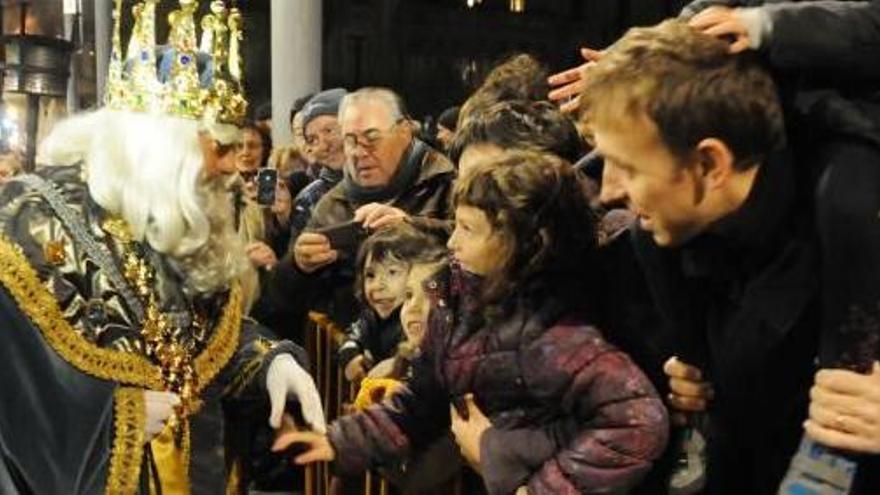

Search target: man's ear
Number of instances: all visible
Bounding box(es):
[399,119,416,139]
[695,137,736,190]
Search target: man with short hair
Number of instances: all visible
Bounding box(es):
[582,20,820,494]
[269,87,455,335]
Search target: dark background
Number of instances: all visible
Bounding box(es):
[1,0,689,120]
[243,0,690,121]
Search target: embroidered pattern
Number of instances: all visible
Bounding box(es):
[195,284,243,395]
[222,337,271,398]
[106,387,146,495]
[0,234,164,389]
[0,234,243,393]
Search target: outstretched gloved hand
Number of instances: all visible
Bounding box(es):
[144,391,180,442]
[266,354,326,434]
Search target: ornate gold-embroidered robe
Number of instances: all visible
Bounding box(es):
[0,165,306,494]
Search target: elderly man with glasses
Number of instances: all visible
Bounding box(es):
[267,87,455,340]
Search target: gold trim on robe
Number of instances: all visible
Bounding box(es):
[107,387,146,495]
[0,234,245,492]
[0,234,164,389]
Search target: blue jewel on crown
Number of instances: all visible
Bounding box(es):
[180,54,191,65]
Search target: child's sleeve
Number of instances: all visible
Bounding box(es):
[336,317,368,368]
[326,349,451,475]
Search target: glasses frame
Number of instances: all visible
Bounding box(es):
[342,119,404,152]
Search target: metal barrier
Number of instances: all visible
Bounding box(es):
[302,311,463,495]
[302,312,390,495]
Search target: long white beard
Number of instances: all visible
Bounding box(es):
[160,175,248,295]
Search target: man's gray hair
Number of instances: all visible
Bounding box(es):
[338,87,409,124]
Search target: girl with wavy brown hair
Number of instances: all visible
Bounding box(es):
[274,150,668,494]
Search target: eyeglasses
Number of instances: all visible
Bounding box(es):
[342,121,402,152]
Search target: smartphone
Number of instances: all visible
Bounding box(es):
[256,169,278,206]
[315,220,367,254]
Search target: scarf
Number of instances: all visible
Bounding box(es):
[343,138,428,204]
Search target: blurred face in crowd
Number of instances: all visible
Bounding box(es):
[437,125,455,150]
[341,99,413,188]
[199,132,238,176]
[448,205,509,276]
[363,253,410,319]
[236,128,265,174]
[291,112,315,165]
[593,115,718,247]
[0,153,21,184]
[400,261,442,347]
[457,143,505,177]
[304,115,345,170]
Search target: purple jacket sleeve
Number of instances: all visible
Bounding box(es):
[327,350,451,475]
[481,326,669,495]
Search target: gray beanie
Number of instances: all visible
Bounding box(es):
[300,88,347,130]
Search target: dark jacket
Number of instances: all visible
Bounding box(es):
[336,309,405,369]
[681,0,880,146]
[677,5,880,492]
[288,166,343,244]
[267,142,455,339]
[633,151,823,494]
[328,265,669,495]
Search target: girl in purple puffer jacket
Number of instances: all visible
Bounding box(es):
[274,150,669,494]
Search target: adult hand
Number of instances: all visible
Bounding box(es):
[664,356,714,424]
[266,354,327,434]
[805,362,880,454]
[144,391,181,442]
[547,47,603,114]
[272,430,337,465]
[246,241,278,269]
[271,182,293,224]
[293,232,338,273]
[688,6,752,53]
[450,394,492,471]
[353,203,409,231]
[344,354,370,382]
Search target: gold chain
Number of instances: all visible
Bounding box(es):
[102,218,199,418]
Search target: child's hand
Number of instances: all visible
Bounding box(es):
[450,394,492,472]
[272,430,336,465]
[344,354,369,382]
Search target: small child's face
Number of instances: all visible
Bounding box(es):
[447,205,509,276]
[400,262,441,346]
[363,253,409,319]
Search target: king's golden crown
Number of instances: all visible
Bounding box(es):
[106,0,247,125]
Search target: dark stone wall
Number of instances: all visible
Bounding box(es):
[240,0,691,121]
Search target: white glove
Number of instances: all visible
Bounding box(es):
[144,391,180,442]
[266,354,326,434]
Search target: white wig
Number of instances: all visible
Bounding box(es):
[38,108,247,294]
